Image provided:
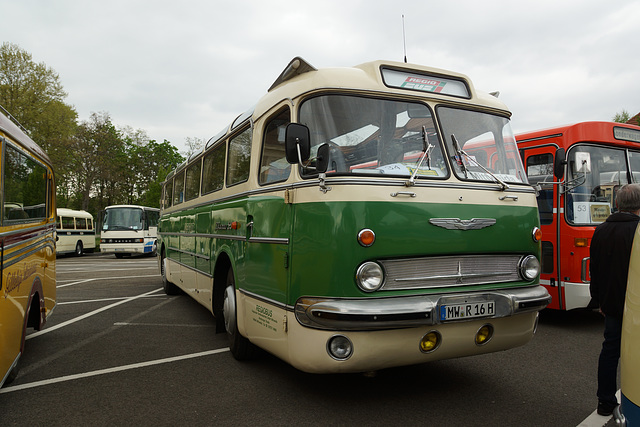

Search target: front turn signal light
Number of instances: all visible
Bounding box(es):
[532,227,542,242]
[574,238,588,247]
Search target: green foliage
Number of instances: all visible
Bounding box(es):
[613,109,631,123]
[1,43,185,217]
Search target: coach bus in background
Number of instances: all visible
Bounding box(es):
[100,205,159,258]
[158,57,550,373]
[517,121,640,310]
[0,108,56,387]
[55,208,95,256]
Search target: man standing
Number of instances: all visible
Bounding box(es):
[590,183,640,416]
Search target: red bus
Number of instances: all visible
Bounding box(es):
[517,121,640,310]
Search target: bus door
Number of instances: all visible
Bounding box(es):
[522,146,563,309]
[241,108,292,346]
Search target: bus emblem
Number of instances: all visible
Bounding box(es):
[429,218,496,231]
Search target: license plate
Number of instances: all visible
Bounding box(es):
[440,301,495,321]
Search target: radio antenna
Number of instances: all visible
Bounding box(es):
[402,15,408,63]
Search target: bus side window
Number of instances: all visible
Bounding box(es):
[202,143,225,195]
[61,216,74,229]
[76,217,87,230]
[259,108,291,185]
[163,179,174,209]
[4,144,48,222]
[185,160,202,201]
[526,153,554,225]
[227,127,252,186]
[173,171,185,205]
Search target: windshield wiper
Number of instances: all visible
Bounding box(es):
[450,134,509,191]
[406,126,434,186]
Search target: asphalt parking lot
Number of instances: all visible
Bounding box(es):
[0,253,619,426]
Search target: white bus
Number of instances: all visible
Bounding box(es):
[100,205,159,258]
[55,208,95,256]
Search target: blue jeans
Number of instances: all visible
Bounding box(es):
[597,315,623,406]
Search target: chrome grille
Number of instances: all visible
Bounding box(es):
[379,255,522,290]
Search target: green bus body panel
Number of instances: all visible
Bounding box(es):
[160,196,539,307]
[287,201,540,305]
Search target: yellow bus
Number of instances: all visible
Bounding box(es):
[158,58,550,373]
[56,208,95,256]
[618,223,640,425]
[0,108,56,387]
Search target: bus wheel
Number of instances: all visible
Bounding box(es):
[161,253,181,295]
[223,269,254,360]
[75,241,84,256]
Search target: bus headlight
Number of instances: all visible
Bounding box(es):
[327,335,353,360]
[356,262,384,292]
[519,255,540,281]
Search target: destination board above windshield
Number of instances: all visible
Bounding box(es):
[381,67,470,98]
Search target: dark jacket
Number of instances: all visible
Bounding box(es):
[589,211,640,318]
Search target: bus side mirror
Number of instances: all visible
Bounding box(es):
[554,148,566,180]
[316,143,330,173]
[285,123,311,164]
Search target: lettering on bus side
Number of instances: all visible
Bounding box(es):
[4,261,37,298]
[251,304,278,332]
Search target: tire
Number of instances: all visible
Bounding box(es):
[75,241,83,256]
[223,269,254,360]
[161,254,181,295]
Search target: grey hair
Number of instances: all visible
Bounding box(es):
[616,183,640,212]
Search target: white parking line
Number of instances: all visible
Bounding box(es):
[58,294,166,305]
[0,348,230,394]
[57,275,160,288]
[27,288,163,340]
[576,390,622,426]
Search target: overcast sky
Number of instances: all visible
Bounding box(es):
[3,0,639,154]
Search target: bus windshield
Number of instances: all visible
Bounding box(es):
[103,207,144,231]
[439,107,526,185]
[299,95,448,178]
[565,145,640,225]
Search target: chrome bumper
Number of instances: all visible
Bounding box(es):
[295,285,551,331]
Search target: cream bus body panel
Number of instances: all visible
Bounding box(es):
[237,289,537,373]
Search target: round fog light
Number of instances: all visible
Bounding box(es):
[420,330,441,353]
[475,324,494,346]
[327,335,353,360]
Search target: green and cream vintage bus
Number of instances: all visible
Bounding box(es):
[158,57,550,373]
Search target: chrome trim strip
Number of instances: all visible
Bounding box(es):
[295,285,551,331]
[239,288,291,311]
[160,232,288,245]
[248,237,289,244]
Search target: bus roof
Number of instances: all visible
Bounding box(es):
[256,57,508,121]
[516,121,640,145]
[104,205,160,211]
[0,109,53,167]
[57,208,94,218]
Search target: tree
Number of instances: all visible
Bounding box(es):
[183,136,204,158]
[0,42,78,207]
[613,110,631,123]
